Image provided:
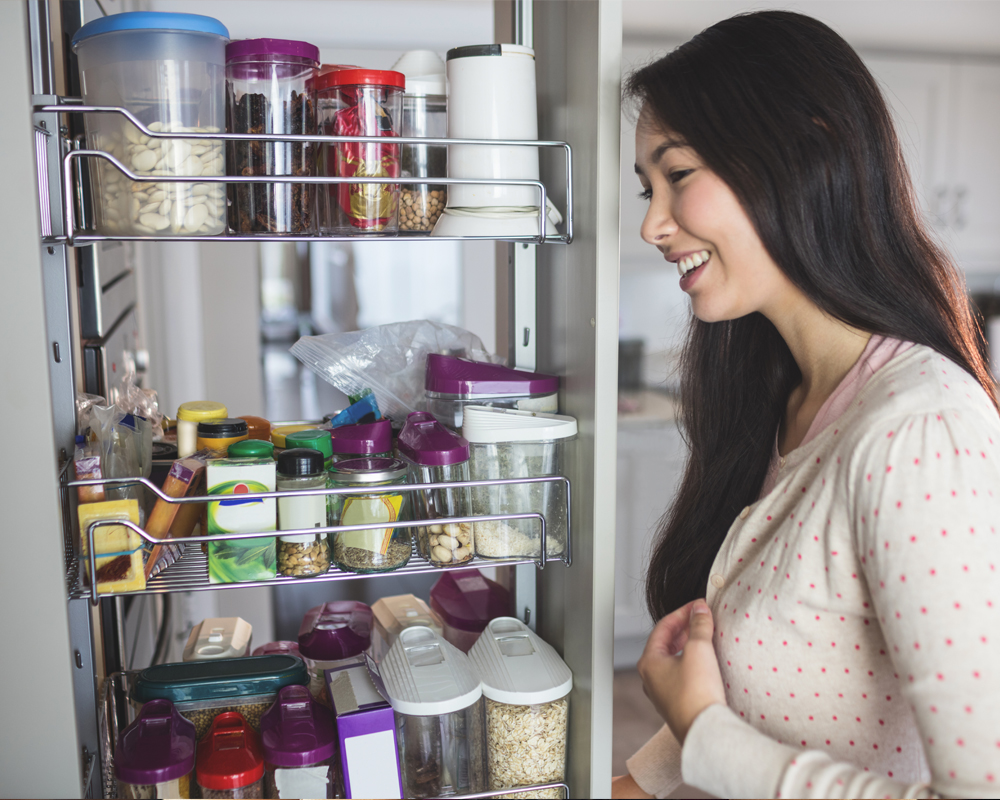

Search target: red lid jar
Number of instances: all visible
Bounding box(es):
[196,712,265,798]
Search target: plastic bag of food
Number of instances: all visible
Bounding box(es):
[291,320,496,423]
[76,393,106,437]
[92,405,152,508]
[115,363,165,441]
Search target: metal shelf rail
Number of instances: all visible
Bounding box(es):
[34,101,574,247]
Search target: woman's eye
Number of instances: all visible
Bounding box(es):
[637,188,653,201]
[669,169,693,184]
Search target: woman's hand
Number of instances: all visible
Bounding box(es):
[637,599,727,745]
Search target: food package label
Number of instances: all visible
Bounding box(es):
[207,460,276,583]
[78,499,145,593]
[337,494,402,555]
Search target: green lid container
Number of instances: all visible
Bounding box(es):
[285,429,333,466]
[131,655,308,704]
[228,439,275,459]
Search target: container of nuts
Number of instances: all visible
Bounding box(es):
[468,617,572,799]
[397,411,474,566]
[276,449,331,578]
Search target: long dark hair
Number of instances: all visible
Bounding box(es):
[626,11,997,621]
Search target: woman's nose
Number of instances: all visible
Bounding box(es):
[640,194,677,247]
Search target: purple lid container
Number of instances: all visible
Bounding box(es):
[425,354,559,397]
[430,569,512,634]
[398,411,470,467]
[252,641,301,658]
[226,38,320,64]
[328,418,392,455]
[115,699,196,786]
[260,685,337,767]
[298,601,373,661]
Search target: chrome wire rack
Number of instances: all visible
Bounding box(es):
[35,101,574,246]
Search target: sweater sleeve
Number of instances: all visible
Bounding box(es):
[625,724,684,798]
[679,408,1000,799]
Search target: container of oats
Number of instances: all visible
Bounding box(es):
[468,617,572,799]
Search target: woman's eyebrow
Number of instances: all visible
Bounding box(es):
[635,141,688,175]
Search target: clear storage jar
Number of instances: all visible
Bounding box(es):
[261,685,338,799]
[196,712,265,800]
[226,39,319,234]
[327,458,411,573]
[298,601,373,706]
[70,12,229,237]
[276,449,331,578]
[316,69,405,233]
[116,699,196,799]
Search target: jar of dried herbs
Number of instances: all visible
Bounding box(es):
[225,39,318,234]
[328,457,411,573]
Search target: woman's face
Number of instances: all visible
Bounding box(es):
[634,112,795,323]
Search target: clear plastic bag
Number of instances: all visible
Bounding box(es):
[291,320,497,423]
[92,405,152,507]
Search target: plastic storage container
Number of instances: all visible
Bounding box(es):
[284,429,333,468]
[252,641,301,658]
[196,712,265,799]
[297,601,373,705]
[131,655,309,739]
[328,418,392,463]
[176,401,228,458]
[425,354,559,429]
[468,617,572,799]
[462,406,576,559]
[71,12,229,237]
[392,50,448,233]
[429,569,511,653]
[327,457,411,573]
[261,685,338,799]
[380,626,486,798]
[316,69,405,234]
[226,39,319,234]
[398,411,473,565]
[115,699,196,799]
[276,449,331,578]
[197,418,249,454]
[183,616,253,661]
[239,415,273,441]
[370,594,444,663]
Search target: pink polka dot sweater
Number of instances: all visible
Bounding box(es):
[626,344,1000,798]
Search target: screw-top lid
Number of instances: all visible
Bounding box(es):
[429,569,511,635]
[328,456,407,484]
[183,617,253,662]
[176,401,228,423]
[71,11,229,47]
[315,68,405,92]
[131,655,309,704]
[380,626,482,716]
[277,448,325,477]
[467,617,572,705]
[462,406,578,444]
[446,43,534,60]
[285,429,333,461]
[271,424,319,448]
[260,685,337,767]
[252,641,301,658]
[392,49,446,96]
[328,418,392,455]
[426,354,559,397]
[115,699,196,786]
[298,601,373,661]
[239,415,272,441]
[196,712,264,791]
[229,439,274,459]
[398,411,470,466]
[197,418,248,438]
[226,38,319,64]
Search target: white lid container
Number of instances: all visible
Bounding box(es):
[183,617,253,661]
[468,617,572,705]
[380,626,482,716]
[461,406,578,444]
[371,595,444,662]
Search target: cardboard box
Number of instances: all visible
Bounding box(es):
[78,499,145,593]
[327,662,402,799]
[145,450,210,578]
[206,458,276,583]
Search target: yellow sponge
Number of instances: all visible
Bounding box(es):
[78,499,145,594]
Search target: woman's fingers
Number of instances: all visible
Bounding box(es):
[645,599,697,656]
[687,599,715,642]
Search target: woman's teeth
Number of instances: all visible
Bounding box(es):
[677,250,710,277]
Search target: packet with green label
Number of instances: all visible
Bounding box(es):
[206,458,277,583]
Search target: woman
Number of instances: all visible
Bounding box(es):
[614,11,1000,799]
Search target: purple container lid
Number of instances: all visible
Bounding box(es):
[425,354,559,396]
[226,38,320,64]
[328,418,392,455]
[260,685,337,767]
[298,601,373,661]
[252,641,301,658]
[430,569,512,634]
[398,411,470,466]
[115,699,196,785]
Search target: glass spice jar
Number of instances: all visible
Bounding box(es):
[276,449,331,578]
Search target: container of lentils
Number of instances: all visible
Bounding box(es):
[196,712,265,799]
[298,601,373,706]
[328,457,411,573]
[398,411,474,566]
[261,685,339,799]
[468,617,572,800]
[130,655,309,740]
[226,38,318,234]
[276,449,331,578]
[71,12,228,237]
[115,699,196,800]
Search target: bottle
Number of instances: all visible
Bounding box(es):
[176,401,228,458]
[276,449,330,578]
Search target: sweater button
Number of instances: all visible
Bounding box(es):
[711,574,725,589]
[739,506,750,519]
[779,456,787,468]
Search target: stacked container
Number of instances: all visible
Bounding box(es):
[196,712,265,799]
[183,616,253,661]
[297,601,373,705]
[328,419,393,463]
[425,354,559,429]
[468,617,572,798]
[429,569,511,652]
[398,411,473,566]
[380,626,486,798]
[115,699,196,799]
[462,407,576,560]
[260,685,338,799]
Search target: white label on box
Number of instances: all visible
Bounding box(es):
[274,765,329,799]
[344,730,402,799]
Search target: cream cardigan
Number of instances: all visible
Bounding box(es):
[626,344,1000,798]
